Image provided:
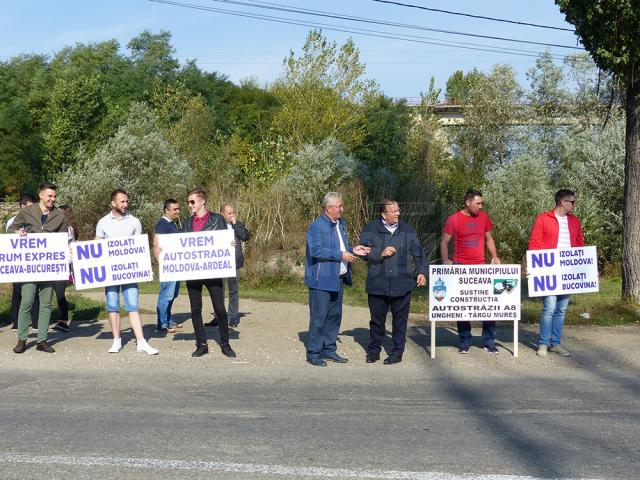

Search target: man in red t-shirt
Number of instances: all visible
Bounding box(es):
[440,189,501,354]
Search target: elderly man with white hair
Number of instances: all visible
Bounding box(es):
[303,192,370,367]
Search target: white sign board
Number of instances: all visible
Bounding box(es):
[0,233,70,283]
[157,230,236,282]
[428,264,521,359]
[71,234,153,290]
[526,246,599,297]
[428,264,521,322]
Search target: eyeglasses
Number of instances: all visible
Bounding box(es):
[188,200,196,205]
[564,199,576,205]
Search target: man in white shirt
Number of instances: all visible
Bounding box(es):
[95,189,158,355]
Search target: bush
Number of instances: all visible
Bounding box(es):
[55,102,193,237]
[284,137,358,219]
[483,153,554,262]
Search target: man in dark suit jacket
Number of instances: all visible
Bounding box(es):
[212,203,250,328]
[359,199,427,364]
[182,188,235,358]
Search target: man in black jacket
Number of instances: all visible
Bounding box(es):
[182,188,236,358]
[359,199,427,364]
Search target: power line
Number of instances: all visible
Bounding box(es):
[147,0,576,60]
[371,0,575,32]
[211,0,582,50]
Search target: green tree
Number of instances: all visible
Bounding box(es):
[0,55,50,196]
[127,30,179,97]
[55,102,193,235]
[271,29,378,150]
[353,94,410,175]
[445,69,482,104]
[556,0,640,305]
[151,82,218,180]
[43,74,106,174]
[448,65,524,191]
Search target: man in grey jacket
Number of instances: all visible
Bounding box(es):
[10,182,68,354]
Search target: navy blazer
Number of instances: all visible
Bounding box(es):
[304,214,353,292]
[359,219,428,297]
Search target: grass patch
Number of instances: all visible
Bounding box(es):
[239,263,638,327]
[0,283,105,325]
[12,263,634,327]
[522,277,638,326]
[0,284,153,325]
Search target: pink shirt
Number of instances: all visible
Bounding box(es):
[192,211,209,232]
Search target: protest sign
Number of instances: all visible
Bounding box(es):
[71,234,153,290]
[0,232,70,283]
[428,264,521,358]
[157,230,236,282]
[526,246,599,298]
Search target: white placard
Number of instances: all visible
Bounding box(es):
[0,232,70,283]
[428,264,521,322]
[71,234,153,290]
[526,246,599,297]
[157,230,236,282]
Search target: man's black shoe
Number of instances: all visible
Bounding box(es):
[53,321,70,333]
[365,354,380,363]
[36,341,55,353]
[221,343,236,358]
[383,355,402,365]
[322,352,348,363]
[307,357,327,367]
[191,345,209,357]
[13,340,27,354]
[205,318,219,327]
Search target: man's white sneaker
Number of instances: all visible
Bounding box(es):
[136,340,159,355]
[536,344,548,358]
[108,338,122,353]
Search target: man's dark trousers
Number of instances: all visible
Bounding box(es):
[367,292,411,358]
[186,278,229,347]
[306,282,343,360]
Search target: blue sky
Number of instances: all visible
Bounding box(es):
[0,0,585,98]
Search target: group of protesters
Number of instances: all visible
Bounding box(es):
[4,184,250,358]
[2,182,583,364]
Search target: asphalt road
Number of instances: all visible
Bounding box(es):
[0,293,638,480]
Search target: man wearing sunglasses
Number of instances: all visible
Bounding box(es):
[182,188,236,358]
[528,189,585,358]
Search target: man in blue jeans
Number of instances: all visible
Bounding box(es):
[96,189,158,355]
[153,199,182,334]
[528,189,585,358]
[304,192,370,367]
